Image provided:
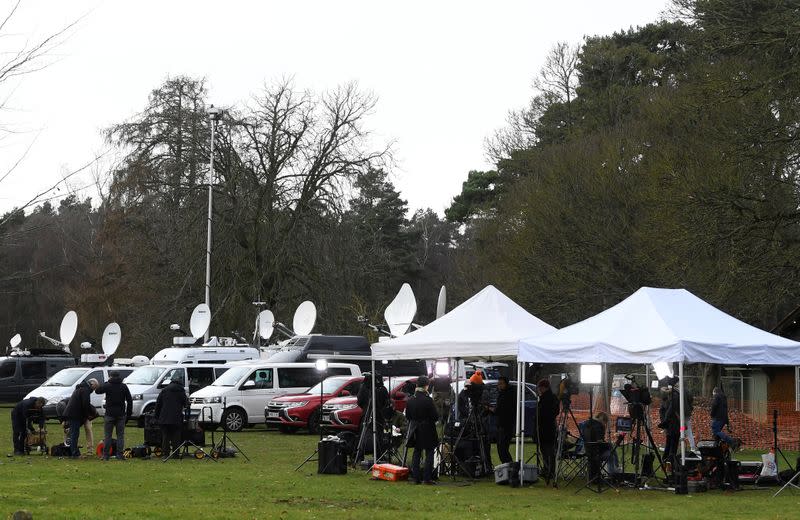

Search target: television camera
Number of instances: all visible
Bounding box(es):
[619,374,652,420]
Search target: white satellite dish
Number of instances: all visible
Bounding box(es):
[436,285,447,320]
[9,334,21,349]
[189,303,211,339]
[258,310,275,340]
[293,301,317,336]
[101,322,122,356]
[60,311,78,345]
[384,283,417,337]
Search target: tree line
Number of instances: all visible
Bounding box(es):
[2,0,799,362]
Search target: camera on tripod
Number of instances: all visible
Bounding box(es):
[619,374,652,420]
[557,376,579,403]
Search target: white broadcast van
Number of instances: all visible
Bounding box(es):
[190,362,361,432]
[124,363,231,422]
[27,366,135,418]
[150,345,259,365]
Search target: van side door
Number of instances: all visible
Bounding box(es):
[239,368,273,423]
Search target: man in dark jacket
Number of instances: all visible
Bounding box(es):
[658,382,680,467]
[154,378,188,459]
[536,379,560,481]
[710,386,738,448]
[64,379,99,457]
[405,376,439,484]
[11,397,45,455]
[491,377,516,464]
[95,371,133,460]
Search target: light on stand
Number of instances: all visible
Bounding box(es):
[652,362,673,381]
[580,364,602,415]
[315,358,328,441]
[434,360,450,377]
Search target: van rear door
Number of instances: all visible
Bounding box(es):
[0,359,18,401]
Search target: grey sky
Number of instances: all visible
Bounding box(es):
[1,0,670,215]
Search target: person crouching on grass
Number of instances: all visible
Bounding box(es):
[405,376,439,485]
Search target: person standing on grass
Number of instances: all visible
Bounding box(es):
[490,376,516,464]
[11,397,45,455]
[405,376,439,485]
[95,371,133,460]
[64,378,99,458]
[536,379,560,482]
[154,377,188,459]
[710,386,740,450]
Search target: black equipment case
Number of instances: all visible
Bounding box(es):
[318,437,347,474]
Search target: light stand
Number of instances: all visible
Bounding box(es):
[295,359,328,471]
[204,106,223,343]
[577,364,615,494]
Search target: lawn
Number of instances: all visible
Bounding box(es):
[1,405,799,519]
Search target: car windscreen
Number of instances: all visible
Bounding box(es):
[212,366,252,386]
[124,366,167,385]
[41,368,87,387]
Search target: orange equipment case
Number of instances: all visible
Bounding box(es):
[371,463,410,481]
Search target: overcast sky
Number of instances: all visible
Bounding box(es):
[0,0,670,215]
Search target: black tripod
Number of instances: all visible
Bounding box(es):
[552,397,582,488]
[771,409,795,473]
[162,410,216,463]
[627,403,664,485]
[209,401,249,461]
[438,397,491,479]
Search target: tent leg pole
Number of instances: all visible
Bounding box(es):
[520,362,526,485]
[679,361,686,466]
[515,362,522,464]
[371,357,377,466]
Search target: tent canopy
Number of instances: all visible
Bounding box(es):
[518,287,800,365]
[371,285,556,361]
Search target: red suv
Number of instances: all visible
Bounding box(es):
[321,376,418,432]
[266,375,363,434]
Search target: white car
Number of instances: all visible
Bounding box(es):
[190,362,361,432]
[27,366,135,418]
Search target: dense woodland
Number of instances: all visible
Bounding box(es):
[2,0,800,359]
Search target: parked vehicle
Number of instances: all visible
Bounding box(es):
[190,362,361,432]
[321,376,419,433]
[124,363,230,423]
[266,375,363,434]
[0,352,75,402]
[150,346,259,365]
[25,366,134,417]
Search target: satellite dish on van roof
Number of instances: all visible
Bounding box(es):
[385,283,417,337]
[60,311,78,345]
[101,322,122,356]
[9,334,21,349]
[258,310,275,340]
[436,286,447,320]
[189,304,211,339]
[293,301,316,336]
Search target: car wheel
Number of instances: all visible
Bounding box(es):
[222,408,246,432]
[307,409,321,435]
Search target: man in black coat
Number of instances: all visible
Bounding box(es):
[658,381,680,467]
[64,379,99,458]
[491,376,516,464]
[95,371,133,460]
[11,397,45,455]
[536,379,560,481]
[405,376,439,484]
[154,378,188,459]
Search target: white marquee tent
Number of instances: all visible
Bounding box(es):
[518,287,800,365]
[518,286,800,466]
[372,284,556,360]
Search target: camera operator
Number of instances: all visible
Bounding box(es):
[430,375,454,423]
[405,376,439,484]
[489,376,516,464]
[154,376,188,460]
[11,396,45,456]
[357,372,391,428]
[536,378,560,481]
[658,378,680,469]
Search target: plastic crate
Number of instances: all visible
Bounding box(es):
[372,463,410,482]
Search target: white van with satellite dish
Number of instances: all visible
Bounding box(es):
[151,303,260,365]
[124,363,231,423]
[190,362,361,432]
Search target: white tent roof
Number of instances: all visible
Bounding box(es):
[518,287,800,365]
[371,285,556,360]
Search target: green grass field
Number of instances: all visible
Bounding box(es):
[1,406,799,520]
